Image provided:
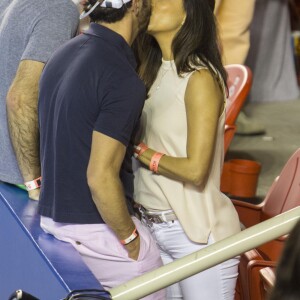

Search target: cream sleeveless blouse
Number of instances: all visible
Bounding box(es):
[134,59,240,243]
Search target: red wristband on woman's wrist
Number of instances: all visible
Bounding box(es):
[134,142,148,158]
[149,152,165,174]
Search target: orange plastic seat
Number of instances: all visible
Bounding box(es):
[233,148,300,300]
[225,64,252,126]
[259,267,276,299]
[224,124,236,154]
[233,147,300,236]
[222,65,252,194]
[223,64,252,155]
[236,252,276,300]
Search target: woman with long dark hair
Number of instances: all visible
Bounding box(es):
[133,0,241,299]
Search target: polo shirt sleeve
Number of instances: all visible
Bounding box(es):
[94,75,146,147]
[21,1,79,63]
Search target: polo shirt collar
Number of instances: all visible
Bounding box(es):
[84,23,136,68]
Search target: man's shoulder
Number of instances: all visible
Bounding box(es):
[33,0,79,25]
[11,0,77,16]
[5,0,78,28]
[44,0,79,17]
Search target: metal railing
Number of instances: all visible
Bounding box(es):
[110,207,300,300]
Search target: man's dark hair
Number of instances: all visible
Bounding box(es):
[83,0,132,23]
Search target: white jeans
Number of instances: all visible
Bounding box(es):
[148,220,239,300]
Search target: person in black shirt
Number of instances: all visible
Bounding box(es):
[38,1,165,298]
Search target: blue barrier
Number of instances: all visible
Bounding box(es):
[0,182,103,299]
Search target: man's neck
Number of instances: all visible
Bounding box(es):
[97,14,137,46]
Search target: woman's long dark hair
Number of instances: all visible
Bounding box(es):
[133,0,227,92]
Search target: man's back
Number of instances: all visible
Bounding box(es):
[0,0,78,184]
[38,24,145,223]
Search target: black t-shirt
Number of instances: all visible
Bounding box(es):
[38,23,145,223]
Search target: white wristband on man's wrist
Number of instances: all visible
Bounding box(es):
[24,176,42,191]
[120,227,139,245]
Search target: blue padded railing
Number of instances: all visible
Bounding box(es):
[0,182,104,300]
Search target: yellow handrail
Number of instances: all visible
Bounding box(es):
[110,207,300,300]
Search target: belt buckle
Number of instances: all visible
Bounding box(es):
[138,205,170,226]
[142,213,154,227]
[143,214,163,226]
[150,215,163,224]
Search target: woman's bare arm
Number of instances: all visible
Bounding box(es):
[137,69,224,187]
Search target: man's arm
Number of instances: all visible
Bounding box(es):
[6,60,44,200]
[87,131,140,260]
[214,0,255,64]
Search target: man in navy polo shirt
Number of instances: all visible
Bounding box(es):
[38,0,165,298]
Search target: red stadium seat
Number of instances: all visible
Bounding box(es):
[233,148,300,300]
[225,64,252,126]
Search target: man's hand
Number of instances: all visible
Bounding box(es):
[28,188,40,201]
[125,236,140,261]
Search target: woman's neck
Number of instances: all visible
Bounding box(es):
[153,33,175,61]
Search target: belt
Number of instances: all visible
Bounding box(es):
[137,205,178,225]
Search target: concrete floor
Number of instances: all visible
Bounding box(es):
[226,98,300,201]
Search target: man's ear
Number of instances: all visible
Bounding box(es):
[131,0,140,16]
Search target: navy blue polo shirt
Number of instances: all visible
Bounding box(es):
[38,23,145,224]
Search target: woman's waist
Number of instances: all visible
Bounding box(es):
[135,204,178,225]
[134,191,172,211]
